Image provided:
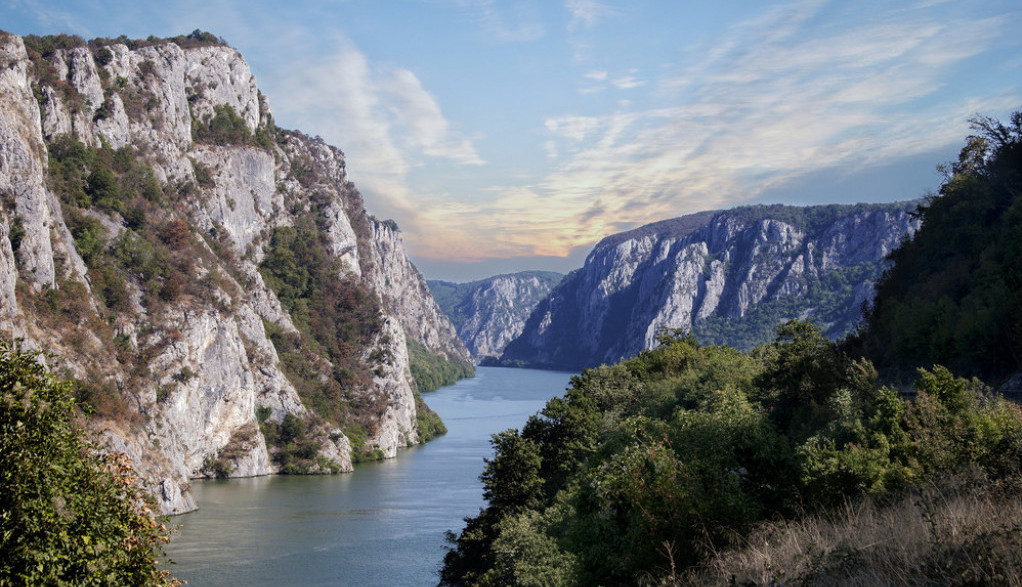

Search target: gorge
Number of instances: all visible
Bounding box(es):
[0,31,931,520]
[0,31,470,514]
[428,270,564,360]
[500,203,919,371]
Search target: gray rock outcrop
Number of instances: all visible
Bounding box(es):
[0,32,468,513]
[502,204,918,371]
[428,271,564,359]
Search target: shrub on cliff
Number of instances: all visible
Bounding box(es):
[407,338,474,394]
[0,340,178,585]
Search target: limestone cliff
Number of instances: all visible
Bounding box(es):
[370,219,472,365]
[428,271,564,359]
[0,31,468,513]
[502,204,918,371]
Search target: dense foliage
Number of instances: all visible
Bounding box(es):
[0,341,178,585]
[855,113,1022,383]
[442,113,1022,585]
[407,338,475,394]
[442,325,1022,585]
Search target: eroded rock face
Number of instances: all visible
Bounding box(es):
[0,32,465,513]
[428,271,565,359]
[368,220,472,365]
[502,205,919,371]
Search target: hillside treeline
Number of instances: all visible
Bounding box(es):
[854,113,1022,383]
[440,112,1022,586]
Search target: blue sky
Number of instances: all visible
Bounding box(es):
[3,0,1020,280]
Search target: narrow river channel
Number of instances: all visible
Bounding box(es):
[163,366,574,586]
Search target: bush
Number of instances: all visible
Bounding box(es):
[65,209,107,264]
[415,391,447,442]
[193,104,252,146]
[0,340,178,585]
[258,412,331,473]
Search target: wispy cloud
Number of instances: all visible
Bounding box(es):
[446,0,545,42]
[566,0,614,31]
[384,69,485,166]
[263,36,483,220]
[410,1,1019,261]
[610,74,645,89]
[7,0,82,34]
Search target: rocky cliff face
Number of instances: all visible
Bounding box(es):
[428,271,564,359]
[0,32,468,513]
[502,204,918,371]
[371,220,472,364]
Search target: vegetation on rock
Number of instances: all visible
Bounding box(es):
[259,218,390,464]
[441,113,1022,586]
[407,338,474,394]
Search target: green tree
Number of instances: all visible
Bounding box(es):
[754,319,851,437]
[481,429,543,514]
[858,112,1022,382]
[0,340,178,585]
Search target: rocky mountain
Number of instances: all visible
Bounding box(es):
[501,203,918,371]
[428,271,564,359]
[0,31,470,513]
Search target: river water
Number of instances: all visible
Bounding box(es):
[163,366,574,586]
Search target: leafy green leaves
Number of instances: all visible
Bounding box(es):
[443,322,1022,585]
[0,341,178,585]
[859,112,1022,382]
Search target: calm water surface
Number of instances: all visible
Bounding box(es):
[164,367,574,586]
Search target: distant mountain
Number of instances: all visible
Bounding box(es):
[501,203,919,371]
[428,271,565,359]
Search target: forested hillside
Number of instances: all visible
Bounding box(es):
[851,113,1022,384]
[441,113,1022,586]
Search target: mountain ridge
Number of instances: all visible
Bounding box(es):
[428,270,565,359]
[500,202,919,371]
[0,30,470,513]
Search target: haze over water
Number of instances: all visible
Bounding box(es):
[164,367,573,586]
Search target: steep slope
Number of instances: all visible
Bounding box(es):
[854,113,1022,384]
[502,203,918,371]
[428,271,564,359]
[0,31,469,513]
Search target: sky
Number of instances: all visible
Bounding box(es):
[2,0,1020,281]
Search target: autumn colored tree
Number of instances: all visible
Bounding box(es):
[0,340,178,585]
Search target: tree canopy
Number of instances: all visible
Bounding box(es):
[0,340,178,585]
[855,112,1022,382]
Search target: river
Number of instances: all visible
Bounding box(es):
[163,366,575,586]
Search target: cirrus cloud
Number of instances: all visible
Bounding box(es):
[263,35,484,218]
[408,0,1020,262]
